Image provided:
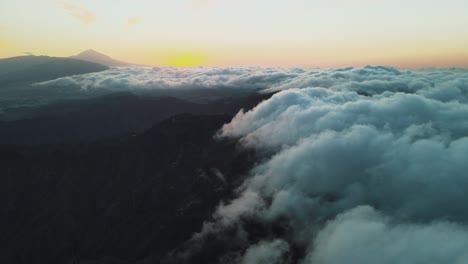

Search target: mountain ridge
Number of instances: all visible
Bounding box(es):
[70,49,133,67]
[0,55,109,86]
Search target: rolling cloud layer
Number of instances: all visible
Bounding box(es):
[153,66,468,263]
[36,66,468,103]
[8,65,468,262]
[36,66,300,92]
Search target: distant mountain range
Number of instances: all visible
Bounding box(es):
[0,49,133,87]
[0,55,109,86]
[0,50,133,118]
[70,49,133,67]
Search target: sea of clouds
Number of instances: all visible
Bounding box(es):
[36,66,301,91]
[36,66,468,103]
[37,65,468,263]
[103,65,468,264]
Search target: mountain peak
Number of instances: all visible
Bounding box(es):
[71,49,131,67]
[79,49,108,57]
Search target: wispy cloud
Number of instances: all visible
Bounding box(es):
[127,17,141,25]
[62,2,96,24]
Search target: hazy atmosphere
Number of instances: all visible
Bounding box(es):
[0,1,467,264]
[1,0,468,66]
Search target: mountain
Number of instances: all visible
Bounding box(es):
[0,55,109,86]
[0,89,276,263]
[0,55,110,119]
[70,49,133,67]
[0,91,275,144]
[0,113,257,264]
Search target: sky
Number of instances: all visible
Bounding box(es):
[0,0,467,67]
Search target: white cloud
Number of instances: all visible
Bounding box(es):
[36,66,299,92]
[306,206,468,264]
[30,65,468,263]
[242,239,290,264]
[36,66,468,104]
[173,66,468,263]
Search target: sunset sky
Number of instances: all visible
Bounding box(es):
[0,0,467,67]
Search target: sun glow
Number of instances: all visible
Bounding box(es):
[166,53,206,67]
[0,40,8,49]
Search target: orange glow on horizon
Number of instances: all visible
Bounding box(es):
[165,53,207,67]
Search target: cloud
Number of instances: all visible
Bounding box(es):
[62,2,96,24]
[36,66,468,104]
[242,239,290,264]
[306,206,468,264]
[6,66,295,117]
[25,65,468,262]
[36,66,299,92]
[161,66,468,263]
[127,17,141,25]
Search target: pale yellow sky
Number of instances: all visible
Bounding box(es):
[0,0,467,67]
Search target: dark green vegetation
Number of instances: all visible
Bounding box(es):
[0,55,277,263]
[0,87,273,264]
[0,113,257,264]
